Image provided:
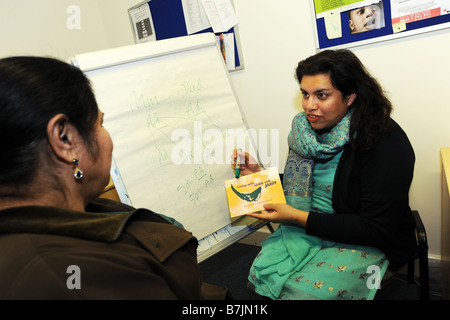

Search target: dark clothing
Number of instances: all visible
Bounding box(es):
[306,119,417,271]
[0,199,228,299]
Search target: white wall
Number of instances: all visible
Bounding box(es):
[1,0,448,258]
[0,1,110,59]
[231,1,316,171]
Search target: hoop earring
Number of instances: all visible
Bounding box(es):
[72,158,84,180]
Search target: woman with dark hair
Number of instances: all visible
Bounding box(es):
[0,56,228,300]
[235,50,417,300]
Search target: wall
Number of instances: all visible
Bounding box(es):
[1,0,449,258]
[0,1,110,59]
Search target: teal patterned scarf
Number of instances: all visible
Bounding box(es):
[283,110,352,212]
[290,110,352,160]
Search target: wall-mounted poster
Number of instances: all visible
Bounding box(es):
[311,0,450,50]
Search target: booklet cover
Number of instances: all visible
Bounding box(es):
[225,167,286,218]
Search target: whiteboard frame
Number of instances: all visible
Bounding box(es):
[69,32,216,72]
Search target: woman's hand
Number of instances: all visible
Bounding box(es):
[247,203,309,227]
[231,149,262,176]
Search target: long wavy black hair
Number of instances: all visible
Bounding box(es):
[296,49,392,151]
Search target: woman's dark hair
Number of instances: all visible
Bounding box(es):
[295,49,392,151]
[0,56,99,185]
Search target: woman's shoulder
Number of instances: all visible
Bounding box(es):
[343,118,414,163]
[389,118,408,136]
[357,118,415,164]
[381,118,414,151]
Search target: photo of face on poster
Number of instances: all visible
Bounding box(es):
[348,2,385,34]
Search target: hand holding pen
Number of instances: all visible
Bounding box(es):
[234,149,241,178]
[231,149,263,177]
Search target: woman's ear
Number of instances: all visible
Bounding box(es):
[46,114,78,163]
[346,93,357,107]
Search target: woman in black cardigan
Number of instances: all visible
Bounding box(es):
[236,49,417,300]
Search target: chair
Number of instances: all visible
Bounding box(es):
[406,210,430,300]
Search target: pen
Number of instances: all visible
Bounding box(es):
[235,149,241,178]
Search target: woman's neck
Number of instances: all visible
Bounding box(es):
[0,184,85,212]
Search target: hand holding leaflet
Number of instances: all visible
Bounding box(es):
[225,167,286,218]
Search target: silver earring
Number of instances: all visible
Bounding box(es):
[73,158,84,180]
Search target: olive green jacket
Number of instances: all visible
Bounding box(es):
[0,199,227,300]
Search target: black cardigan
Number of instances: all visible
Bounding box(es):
[305,119,418,271]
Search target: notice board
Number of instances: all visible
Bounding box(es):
[129,0,244,71]
[312,0,450,50]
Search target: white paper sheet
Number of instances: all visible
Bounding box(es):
[391,0,449,23]
[129,4,156,43]
[200,0,238,33]
[182,0,211,34]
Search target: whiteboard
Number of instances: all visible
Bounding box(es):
[71,33,257,240]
